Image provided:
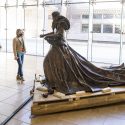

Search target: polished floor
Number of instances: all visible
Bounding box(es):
[0,52,125,125]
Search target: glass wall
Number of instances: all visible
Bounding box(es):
[122,3,125,63]
[0,7,6,51]
[7,7,17,52]
[25,6,38,55]
[66,3,89,58]
[0,0,125,65]
[92,2,122,64]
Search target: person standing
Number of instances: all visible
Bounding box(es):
[13,29,26,81]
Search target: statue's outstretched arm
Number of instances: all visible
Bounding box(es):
[40,32,54,38]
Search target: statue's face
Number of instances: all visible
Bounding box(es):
[52,15,58,21]
[52,16,55,20]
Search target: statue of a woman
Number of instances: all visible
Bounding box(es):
[40,11,125,95]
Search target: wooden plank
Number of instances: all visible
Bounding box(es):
[31,86,125,115]
[31,92,125,115]
[33,86,125,102]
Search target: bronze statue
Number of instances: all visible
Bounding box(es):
[40,11,125,95]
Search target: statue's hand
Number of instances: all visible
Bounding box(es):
[40,34,45,38]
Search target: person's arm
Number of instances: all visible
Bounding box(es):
[40,32,54,38]
[13,38,18,60]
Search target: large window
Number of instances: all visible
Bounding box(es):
[103,24,113,33]
[93,14,102,19]
[82,24,89,33]
[72,14,80,19]
[7,7,17,52]
[0,7,6,51]
[82,14,89,19]
[115,25,121,34]
[25,6,38,55]
[103,14,113,19]
[66,3,89,58]
[115,14,121,19]
[92,1,122,64]
[0,0,125,65]
[93,24,101,33]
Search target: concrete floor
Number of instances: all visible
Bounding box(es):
[0,52,125,125]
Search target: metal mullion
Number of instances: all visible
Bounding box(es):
[64,1,68,41]
[119,3,123,64]
[4,5,17,7]
[5,1,7,52]
[36,5,39,56]
[15,7,17,30]
[63,2,89,4]
[23,1,26,45]
[43,3,46,56]
[87,2,93,61]
[22,4,38,7]
[92,0,120,3]
[44,3,62,5]
[86,1,90,60]
[24,6,25,31]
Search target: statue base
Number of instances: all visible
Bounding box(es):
[31,84,125,115]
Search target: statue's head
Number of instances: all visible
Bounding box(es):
[56,16,70,30]
[52,11,60,20]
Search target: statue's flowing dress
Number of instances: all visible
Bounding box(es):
[43,16,125,95]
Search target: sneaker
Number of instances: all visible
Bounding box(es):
[16,75,21,80]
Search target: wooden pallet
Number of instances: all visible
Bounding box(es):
[31,85,125,115]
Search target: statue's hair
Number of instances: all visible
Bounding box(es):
[52,11,60,18]
[57,16,70,30]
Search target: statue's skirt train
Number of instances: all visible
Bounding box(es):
[43,42,125,95]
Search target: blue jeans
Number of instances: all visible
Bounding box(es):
[17,52,24,77]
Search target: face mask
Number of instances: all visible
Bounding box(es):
[19,33,23,37]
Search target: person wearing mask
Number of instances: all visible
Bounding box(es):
[13,29,26,81]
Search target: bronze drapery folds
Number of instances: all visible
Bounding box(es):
[41,13,125,95]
